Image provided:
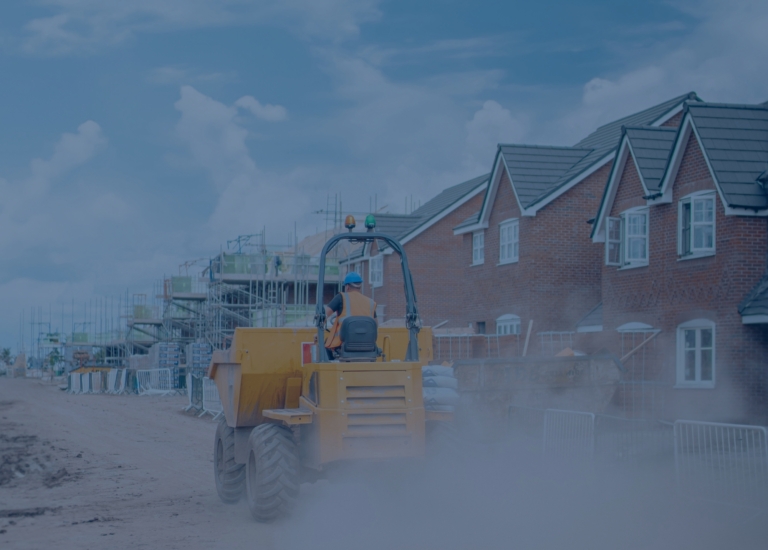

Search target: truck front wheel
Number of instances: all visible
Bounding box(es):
[246,423,300,522]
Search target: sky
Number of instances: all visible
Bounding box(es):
[0,0,767,350]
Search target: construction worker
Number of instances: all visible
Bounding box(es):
[324,272,377,358]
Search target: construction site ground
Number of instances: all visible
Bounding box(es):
[2,377,767,550]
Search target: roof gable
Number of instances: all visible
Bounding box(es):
[624,126,677,191]
[499,144,593,209]
[590,125,677,241]
[658,103,768,212]
[461,93,699,233]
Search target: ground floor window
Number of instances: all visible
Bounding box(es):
[676,319,715,388]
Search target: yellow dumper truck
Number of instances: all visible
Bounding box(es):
[208,215,445,521]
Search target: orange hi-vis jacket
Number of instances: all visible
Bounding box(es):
[324,291,377,349]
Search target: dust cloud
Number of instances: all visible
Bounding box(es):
[270,422,766,550]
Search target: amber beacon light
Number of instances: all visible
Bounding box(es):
[344,215,356,231]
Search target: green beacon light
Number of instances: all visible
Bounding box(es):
[364,214,376,231]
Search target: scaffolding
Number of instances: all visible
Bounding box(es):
[202,242,343,350]
[21,222,356,368]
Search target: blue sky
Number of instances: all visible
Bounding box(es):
[0,0,766,349]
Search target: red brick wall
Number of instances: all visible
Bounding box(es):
[361,191,485,327]
[601,131,768,422]
[460,164,608,348]
[610,154,647,215]
[661,111,684,128]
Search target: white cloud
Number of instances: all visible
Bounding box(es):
[464,100,527,173]
[22,0,382,55]
[27,120,106,195]
[555,0,768,144]
[234,96,287,121]
[173,86,307,245]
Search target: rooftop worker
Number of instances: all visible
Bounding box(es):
[324,271,377,359]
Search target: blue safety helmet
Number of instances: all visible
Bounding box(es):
[343,272,363,286]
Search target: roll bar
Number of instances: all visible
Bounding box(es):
[314,232,421,362]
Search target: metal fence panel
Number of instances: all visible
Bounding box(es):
[594,415,673,463]
[543,409,595,461]
[136,369,174,395]
[185,373,204,413]
[674,420,768,510]
[202,377,223,418]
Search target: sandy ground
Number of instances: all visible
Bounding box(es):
[1,377,767,550]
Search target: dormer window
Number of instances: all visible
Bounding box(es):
[605,207,649,268]
[679,192,715,258]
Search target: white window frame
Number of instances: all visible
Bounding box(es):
[472,231,484,265]
[606,217,622,266]
[675,319,715,389]
[605,208,649,268]
[678,191,716,259]
[496,314,521,335]
[369,255,383,288]
[499,218,519,265]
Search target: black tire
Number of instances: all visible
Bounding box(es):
[246,423,300,522]
[214,418,245,504]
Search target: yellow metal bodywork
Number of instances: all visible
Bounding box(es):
[298,361,425,467]
[209,326,433,466]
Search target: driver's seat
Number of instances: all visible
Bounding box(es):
[338,316,380,362]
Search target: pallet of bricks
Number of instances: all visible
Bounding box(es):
[185,343,212,377]
[185,343,213,412]
[150,342,181,389]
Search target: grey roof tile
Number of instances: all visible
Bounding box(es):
[625,126,677,190]
[378,174,489,250]
[574,92,699,151]
[498,145,593,208]
[502,93,699,209]
[372,213,422,239]
[576,302,602,329]
[409,173,489,223]
[687,102,768,209]
[739,274,768,317]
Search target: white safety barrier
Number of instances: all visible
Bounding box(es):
[201,377,223,419]
[674,420,768,510]
[543,409,595,461]
[81,373,92,394]
[136,369,174,396]
[106,369,127,394]
[91,372,103,394]
[69,373,81,394]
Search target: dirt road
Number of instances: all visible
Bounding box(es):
[2,377,767,550]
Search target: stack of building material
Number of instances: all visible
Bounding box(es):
[422,364,459,412]
[185,343,212,376]
[150,342,181,388]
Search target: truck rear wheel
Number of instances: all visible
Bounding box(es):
[214,418,245,503]
[246,423,300,522]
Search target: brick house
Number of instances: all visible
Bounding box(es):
[590,100,768,422]
[452,93,698,356]
[342,174,489,327]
